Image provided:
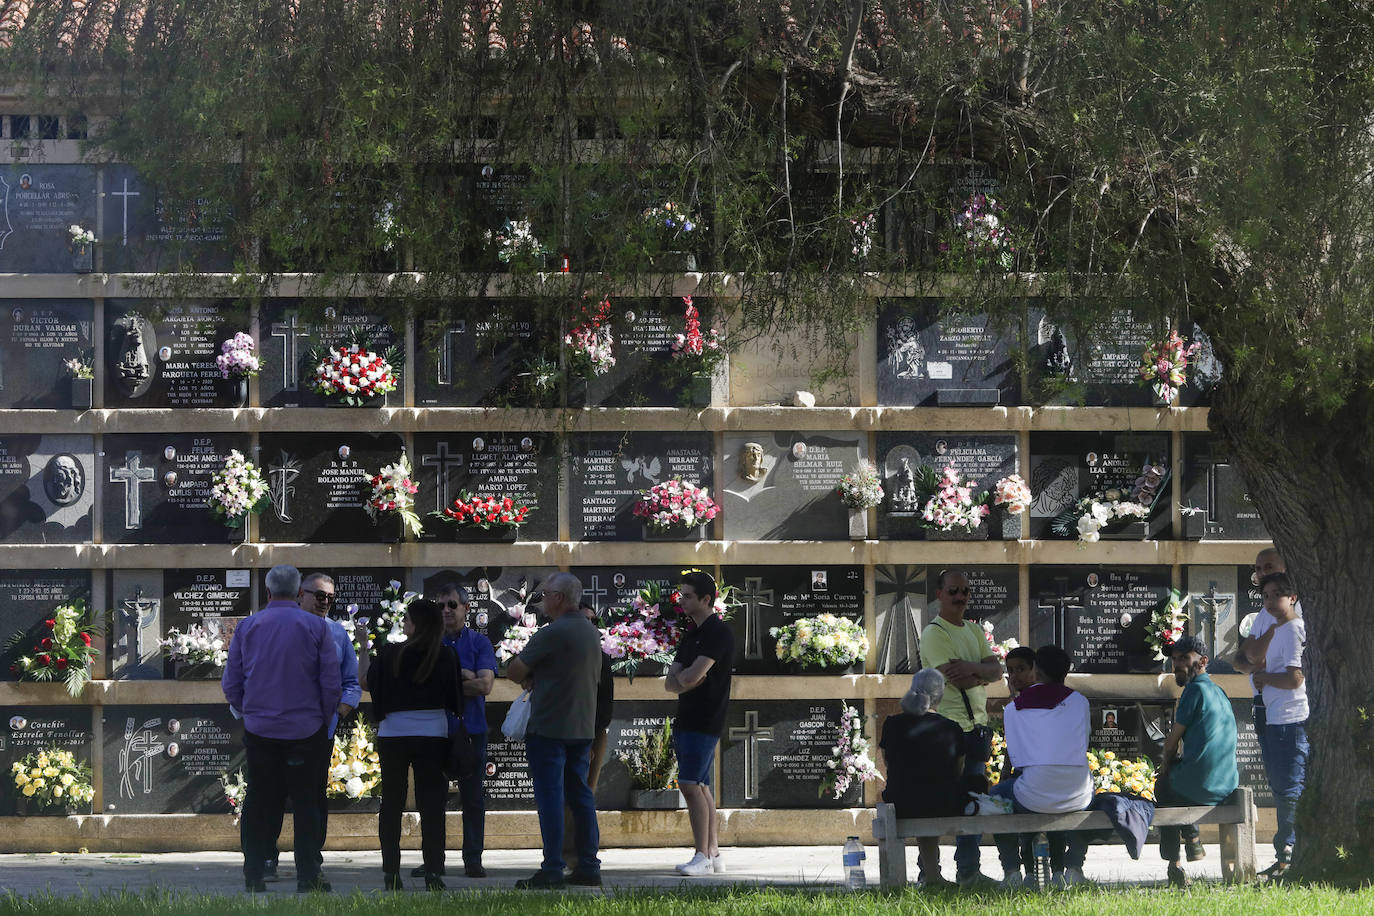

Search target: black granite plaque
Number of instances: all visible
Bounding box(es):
[570,566,678,618]
[256,433,406,543]
[414,304,562,407]
[160,569,252,678]
[1028,432,1172,540]
[1180,435,1268,541]
[0,300,95,408]
[569,432,714,541]
[482,701,535,811]
[1231,698,1274,807]
[877,432,1020,540]
[0,571,92,683]
[720,700,861,809]
[101,705,245,814]
[719,565,864,675]
[595,701,677,811]
[105,301,249,407]
[101,164,236,272]
[471,163,533,231]
[722,432,865,540]
[259,301,403,407]
[876,300,1020,406]
[1086,700,1172,769]
[918,564,1020,644]
[0,165,98,273]
[104,568,251,681]
[0,706,94,815]
[0,434,94,544]
[415,566,556,652]
[1186,565,1262,676]
[574,299,722,407]
[102,434,250,544]
[1030,566,1174,674]
[415,433,558,543]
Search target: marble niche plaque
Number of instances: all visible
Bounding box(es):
[1086,700,1174,769]
[101,164,236,272]
[1186,565,1264,676]
[569,566,678,678]
[0,570,91,684]
[482,700,535,811]
[416,567,555,651]
[258,301,403,407]
[105,301,249,407]
[0,434,94,544]
[1026,307,1162,407]
[719,700,861,809]
[0,706,94,815]
[102,434,250,544]
[0,165,98,273]
[101,705,246,814]
[722,432,865,541]
[876,432,1020,540]
[106,568,252,681]
[414,433,559,543]
[1028,432,1172,540]
[569,432,714,541]
[256,433,407,543]
[873,565,1018,676]
[414,304,562,407]
[1030,566,1173,674]
[0,301,95,408]
[720,565,864,675]
[576,299,721,408]
[877,300,1020,406]
[1180,434,1269,541]
[1230,699,1275,807]
[595,701,678,810]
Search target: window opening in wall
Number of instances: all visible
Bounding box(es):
[10,115,31,139]
[36,116,60,140]
[66,115,88,140]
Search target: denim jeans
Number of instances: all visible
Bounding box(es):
[953,753,986,876]
[456,732,489,866]
[989,779,1085,874]
[526,734,600,877]
[1262,721,1308,860]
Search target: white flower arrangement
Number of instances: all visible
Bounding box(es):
[159,622,228,668]
[917,464,991,533]
[497,612,542,663]
[364,452,423,539]
[363,580,416,655]
[819,706,881,800]
[485,219,548,264]
[206,450,270,528]
[836,461,885,510]
[326,721,381,799]
[68,224,96,246]
[1147,589,1191,661]
[221,768,247,824]
[770,613,868,669]
[981,620,1020,661]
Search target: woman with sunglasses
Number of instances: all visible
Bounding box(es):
[367,598,463,891]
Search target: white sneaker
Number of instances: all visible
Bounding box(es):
[711,854,726,874]
[676,853,712,876]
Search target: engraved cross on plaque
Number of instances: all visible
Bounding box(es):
[1196,582,1235,661]
[435,327,464,385]
[728,710,774,802]
[109,451,156,529]
[1036,582,1086,650]
[421,441,463,512]
[584,575,610,612]
[270,312,311,391]
[267,451,301,523]
[738,577,774,661]
[111,177,141,245]
[120,586,160,662]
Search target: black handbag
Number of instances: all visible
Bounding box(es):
[445,728,477,781]
[958,687,995,763]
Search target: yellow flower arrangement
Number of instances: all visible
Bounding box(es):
[11,747,93,811]
[985,729,1008,785]
[1087,747,1156,802]
[326,721,381,799]
[769,613,868,669]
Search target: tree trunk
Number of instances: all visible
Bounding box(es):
[1213,387,1374,883]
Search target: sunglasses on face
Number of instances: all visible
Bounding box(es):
[441,599,466,610]
[946,587,971,596]
[313,590,335,603]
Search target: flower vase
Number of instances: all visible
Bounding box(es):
[226,522,249,545]
[174,660,222,681]
[71,245,93,273]
[848,508,869,539]
[642,523,707,542]
[454,525,520,543]
[69,377,92,410]
[924,524,990,541]
[230,376,249,408]
[688,372,713,407]
[628,788,686,810]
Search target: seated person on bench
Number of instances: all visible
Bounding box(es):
[878,668,969,889]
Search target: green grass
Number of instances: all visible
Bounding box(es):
[1,886,1372,916]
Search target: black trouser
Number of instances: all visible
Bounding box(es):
[267,729,332,870]
[378,735,449,875]
[1156,774,1205,862]
[457,733,489,866]
[241,727,330,884]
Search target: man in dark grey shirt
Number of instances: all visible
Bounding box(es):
[507,572,603,889]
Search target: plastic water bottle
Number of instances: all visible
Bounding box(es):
[1033,833,1051,889]
[843,836,867,890]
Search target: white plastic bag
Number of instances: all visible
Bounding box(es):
[964,792,1014,816]
[501,689,533,741]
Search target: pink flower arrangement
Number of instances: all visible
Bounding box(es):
[215,332,260,379]
[992,474,1032,515]
[633,478,721,532]
[920,464,991,532]
[565,297,616,376]
[669,296,724,369]
[982,620,1021,661]
[1139,330,1200,405]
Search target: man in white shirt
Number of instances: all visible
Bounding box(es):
[1251,572,1308,879]
[990,645,1094,888]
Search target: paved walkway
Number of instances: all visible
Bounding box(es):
[0,843,1278,896]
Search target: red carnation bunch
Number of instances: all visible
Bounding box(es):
[6,599,101,698]
[310,334,401,407]
[435,492,532,529]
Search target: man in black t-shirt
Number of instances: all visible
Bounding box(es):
[665,571,734,877]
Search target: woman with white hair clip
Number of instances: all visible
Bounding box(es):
[879,668,969,888]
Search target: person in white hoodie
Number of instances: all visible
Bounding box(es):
[990,644,1094,888]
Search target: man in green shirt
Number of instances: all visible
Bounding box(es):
[918,570,1003,888]
[1157,635,1239,888]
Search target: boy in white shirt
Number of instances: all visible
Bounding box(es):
[1252,572,1308,878]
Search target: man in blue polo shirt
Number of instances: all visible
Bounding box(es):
[423,582,496,879]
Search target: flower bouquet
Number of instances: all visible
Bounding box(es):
[496,612,543,663]
[819,706,881,800]
[69,224,95,270]
[1052,461,1169,544]
[642,200,701,246]
[432,491,531,531]
[68,225,96,247]
[1087,748,1157,801]
[565,297,616,378]
[1145,589,1190,661]
[6,599,100,697]
[485,218,548,265]
[633,478,720,536]
[616,718,679,793]
[309,330,401,406]
[327,721,381,800]
[600,581,685,680]
[943,192,1014,267]
[221,769,247,824]
[836,461,885,510]
[848,212,877,261]
[159,621,228,673]
[981,620,1020,661]
[215,332,260,379]
[669,296,724,369]
[365,453,423,539]
[1139,330,1201,405]
[991,474,1032,515]
[359,580,416,657]
[11,747,94,813]
[985,729,1008,786]
[62,356,94,380]
[911,463,991,534]
[770,613,868,671]
[207,450,270,529]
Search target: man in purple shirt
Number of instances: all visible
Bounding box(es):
[222,565,342,893]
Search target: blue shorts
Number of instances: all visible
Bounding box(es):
[674,730,718,787]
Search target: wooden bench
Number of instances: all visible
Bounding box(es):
[872,787,1256,887]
